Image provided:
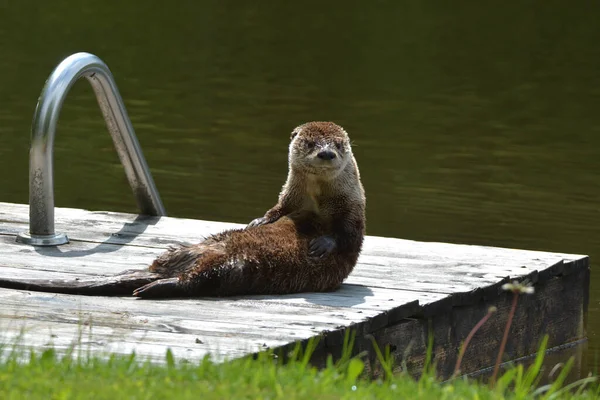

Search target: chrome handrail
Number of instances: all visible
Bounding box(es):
[16,52,166,246]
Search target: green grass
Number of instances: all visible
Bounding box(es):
[0,336,599,400]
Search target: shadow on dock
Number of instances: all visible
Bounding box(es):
[33,215,160,258]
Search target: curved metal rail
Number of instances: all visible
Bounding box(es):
[16,52,166,246]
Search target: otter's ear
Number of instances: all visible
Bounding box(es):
[290,130,299,140]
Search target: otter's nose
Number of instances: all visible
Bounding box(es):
[317,150,336,160]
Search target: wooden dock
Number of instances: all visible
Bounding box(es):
[0,202,589,378]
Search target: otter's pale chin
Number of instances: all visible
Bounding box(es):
[309,162,342,173]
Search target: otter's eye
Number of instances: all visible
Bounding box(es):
[306,141,315,149]
[335,142,343,151]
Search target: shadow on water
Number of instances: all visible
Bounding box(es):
[33,215,160,258]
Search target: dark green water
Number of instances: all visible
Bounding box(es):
[1,0,599,371]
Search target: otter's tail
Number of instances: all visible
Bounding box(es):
[0,269,161,296]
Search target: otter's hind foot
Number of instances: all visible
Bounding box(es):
[309,235,336,258]
[132,278,184,298]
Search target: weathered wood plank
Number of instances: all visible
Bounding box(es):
[0,202,585,267]
[0,201,590,376]
[0,285,420,329]
[0,233,574,301]
[0,202,240,248]
[0,289,368,332]
[0,236,161,275]
[0,282,432,363]
[0,278,442,344]
[1,319,269,363]
[0,203,584,297]
[1,299,309,348]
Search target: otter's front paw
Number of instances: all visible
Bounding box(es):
[247,216,269,228]
[309,236,336,258]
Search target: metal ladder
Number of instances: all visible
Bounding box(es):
[16,52,166,246]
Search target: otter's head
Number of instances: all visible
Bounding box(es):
[289,121,352,179]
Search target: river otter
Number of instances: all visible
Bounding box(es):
[0,121,366,298]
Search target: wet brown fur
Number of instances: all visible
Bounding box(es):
[0,122,366,298]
